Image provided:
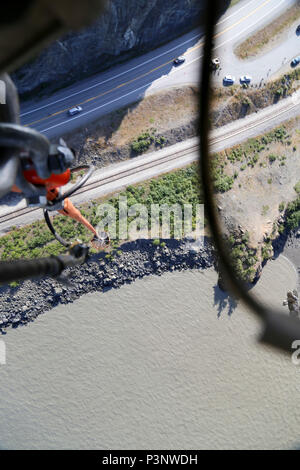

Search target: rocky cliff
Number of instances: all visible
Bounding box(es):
[12,0,229,99]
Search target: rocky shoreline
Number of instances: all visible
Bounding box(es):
[2,226,300,334]
[0,238,215,333]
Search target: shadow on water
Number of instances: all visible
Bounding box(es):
[213,283,238,318]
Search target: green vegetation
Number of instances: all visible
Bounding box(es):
[1,121,297,288]
[242,97,251,107]
[211,125,291,194]
[286,196,300,230]
[0,165,203,261]
[261,242,273,261]
[227,231,258,282]
[131,131,154,153]
[152,239,166,248]
[261,205,269,216]
[276,88,284,97]
[131,129,166,154]
[294,181,300,194]
[214,174,234,193]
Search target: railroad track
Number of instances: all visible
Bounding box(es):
[1,95,299,227]
[0,142,199,225]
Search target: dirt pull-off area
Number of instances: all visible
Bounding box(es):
[234,3,300,60]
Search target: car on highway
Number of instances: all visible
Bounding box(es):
[211,57,220,70]
[223,75,235,85]
[173,56,185,66]
[291,56,300,67]
[296,25,300,36]
[68,106,83,116]
[240,75,252,84]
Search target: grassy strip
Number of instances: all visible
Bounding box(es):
[211,125,291,193]
[0,166,203,261]
[235,4,300,60]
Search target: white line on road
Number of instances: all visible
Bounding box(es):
[38,0,287,134]
[39,80,154,132]
[166,0,286,77]
[20,0,263,118]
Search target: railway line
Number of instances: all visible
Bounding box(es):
[1,92,299,229]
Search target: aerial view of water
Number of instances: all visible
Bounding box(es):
[0,255,299,450]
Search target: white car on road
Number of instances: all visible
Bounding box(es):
[68,106,83,116]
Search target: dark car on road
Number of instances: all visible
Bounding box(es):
[173,56,185,66]
[291,56,300,67]
[296,25,300,36]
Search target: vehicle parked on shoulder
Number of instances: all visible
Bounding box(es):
[240,75,252,84]
[68,106,83,116]
[211,57,220,70]
[223,75,235,85]
[291,56,300,67]
[173,56,185,66]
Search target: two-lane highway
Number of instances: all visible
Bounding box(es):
[20,0,298,139]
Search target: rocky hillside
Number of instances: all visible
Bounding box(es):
[12,0,230,99]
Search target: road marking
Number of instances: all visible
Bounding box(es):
[21,0,259,118]
[217,0,258,25]
[38,0,283,133]
[27,0,277,130]
[165,0,285,77]
[40,81,154,132]
[214,0,272,39]
[20,33,203,117]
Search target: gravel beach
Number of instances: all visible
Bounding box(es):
[273,229,300,292]
[0,238,214,332]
